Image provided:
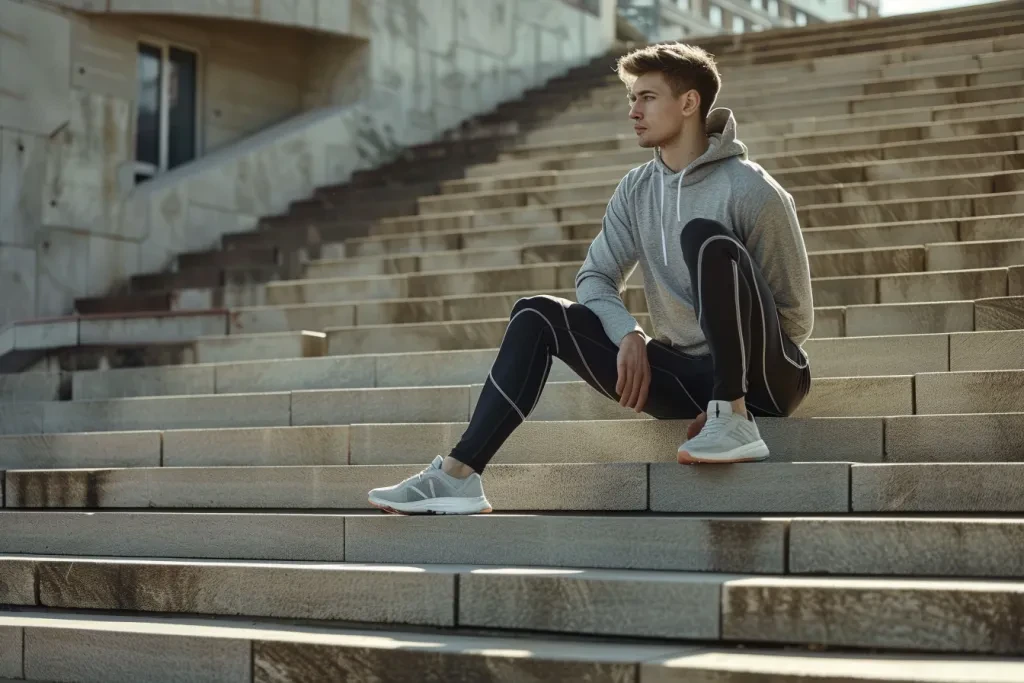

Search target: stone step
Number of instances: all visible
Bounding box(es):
[14,461,1024,514]
[3,550,1024,655]
[465,130,1022,183]
[915,368,1024,414]
[429,148,1024,211]
[193,330,327,364]
[0,373,62,403]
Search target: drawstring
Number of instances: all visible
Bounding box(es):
[656,153,687,267]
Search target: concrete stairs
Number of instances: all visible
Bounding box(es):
[2,1,1024,680]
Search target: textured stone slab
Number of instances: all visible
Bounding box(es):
[0,512,344,560]
[950,330,1024,371]
[373,349,576,388]
[1010,266,1024,296]
[195,331,327,363]
[0,627,20,679]
[810,275,877,307]
[6,463,647,511]
[78,313,226,345]
[643,648,1024,682]
[37,558,456,626]
[0,402,44,435]
[809,246,924,278]
[42,392,292,433]
[72,365,215,400]
[0,559,39,606]
[229,302,356,334]
[460,568,725,640]
[927,238,1024,272]
[0,372,60,402]
[793,376,914,417]
[975,296,1024,331]
[853,463,1024,511]
[915,370,1024,414]
[845,301,974,337]
[802,333,948,377]
[349,417,882,465]
[885,413,1024,462]
[327,320,508,355]
[722,576,1024,654]
[790,518,1024,577]
[0,431,160,469]
[214,356,376,394]
[345,515,787,572]
[24,625,249,683]
[650,463,850,513]
[14,320,77,351]
[265,277,408,306]
[292,386,469,425]
[255,633,685,683]
[811,307,844,338]
[878,268,1007,303]
[163,426,349,467]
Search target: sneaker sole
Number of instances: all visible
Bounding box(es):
[677,439,770,464]
[367,495,493,515]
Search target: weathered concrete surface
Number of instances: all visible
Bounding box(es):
[852,463,1024,512]
[72,365,215,400]
[885,413,1024,463]
[346,515,787,573]
[0,431,160,470]
[162,425,349,467]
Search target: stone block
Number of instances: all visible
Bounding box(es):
[265,277,408,306]
[885,413,1024,463]
[346,515,786,573]
[195,331,327,363]
[215,356,375,394]
[975,296,1024,331]
[291,386,470,425]
[809,246,923,278]
[0,326,12,356]
[72,365,215,400]
[803,334,948,377]
[0,559,39,605]
[0,1,71,137]
[229,303,356,335]
[14,319,77,351]
[794,376,914,418]
[915,370,1024,415]
[0,627,20,679]
[811,276,877,307]
[950,330,1024,371]
[0,130,46,248]
[374,349,496,388]
[961,215,1024,241]
[878,268,1007,304]
[42,392,292,433]
[24,626,249,683]
[0,511,345,561]
[0,402,44,435]
[78,313,227,346]
[255,634,682,683]
[162,426,349,467]
[327,320,507,356]
[811,307,844,338]
[0,432,160,469]
[845,301,974,337]
[0,372,60,402]
[459,568,725,640]
[37,557,456,626]
[1011,266,1024,296]
[650,463,850,513]
[721,576,1024,654]
[852,463,1024,512]
[790,518,1024,577]
[350,417,882,465]
[642,648,1024,682]
[34,230,91,318]
[927,238,1024,272]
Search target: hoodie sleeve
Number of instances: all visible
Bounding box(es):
[574,174,647,346]
[745,186,815,346]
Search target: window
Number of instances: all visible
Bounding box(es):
[767,0,779,16]
[795,9,808,25]
[134,41,199,183]
[709,4,723,26]
[732,14,745,32]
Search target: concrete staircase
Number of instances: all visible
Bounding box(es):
[2,2,1024,680]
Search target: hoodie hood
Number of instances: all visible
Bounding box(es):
[650,107,748,265]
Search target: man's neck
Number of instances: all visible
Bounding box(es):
[659,131,710,173]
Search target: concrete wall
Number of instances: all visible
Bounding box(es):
[0,0,615,327]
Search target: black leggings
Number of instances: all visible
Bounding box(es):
[449,218,812,473]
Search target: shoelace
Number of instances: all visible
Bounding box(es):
[693,415,731,442]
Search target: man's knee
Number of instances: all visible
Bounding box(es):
[679,218,734,262]
[510,294,565,324]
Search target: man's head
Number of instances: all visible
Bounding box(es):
[617,43,722,149]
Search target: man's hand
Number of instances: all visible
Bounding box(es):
[616,331,651,413]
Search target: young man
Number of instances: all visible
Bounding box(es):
[368,42,814,515]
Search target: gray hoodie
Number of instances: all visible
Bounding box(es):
[574,107,814,356]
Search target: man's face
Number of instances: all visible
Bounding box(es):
[627,72,691,148]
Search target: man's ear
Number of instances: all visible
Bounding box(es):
[681,89,701,117]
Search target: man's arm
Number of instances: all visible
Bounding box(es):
[575,175,647,345]
[746,187,815,345]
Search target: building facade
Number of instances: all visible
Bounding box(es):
[0,0,617,328]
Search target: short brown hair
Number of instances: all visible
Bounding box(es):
[617,43,721,121]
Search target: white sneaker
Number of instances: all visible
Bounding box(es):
[677,400,770,464]
[368,456,492,514]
